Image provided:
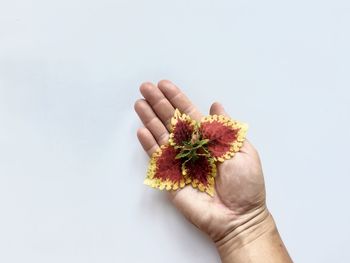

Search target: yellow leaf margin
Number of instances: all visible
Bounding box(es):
[199,114,248,162]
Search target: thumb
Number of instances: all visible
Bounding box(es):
[209,102,229,117]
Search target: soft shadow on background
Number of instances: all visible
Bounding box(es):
[0,1,349,262]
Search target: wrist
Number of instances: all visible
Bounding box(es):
[215,208,291,262]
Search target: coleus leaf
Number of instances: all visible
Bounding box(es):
[144,109,248,196]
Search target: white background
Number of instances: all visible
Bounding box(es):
[1,0,349,262]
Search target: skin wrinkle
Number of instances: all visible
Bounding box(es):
[169,92,186,110]
[168,90,184,104]
[182,103,196,117]
[214,205,268,246]
[152,97,174,122]
[144,116,158,128]
[151,96,168,109]
[157,132,169,145]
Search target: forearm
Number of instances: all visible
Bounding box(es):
[215,210,292,263]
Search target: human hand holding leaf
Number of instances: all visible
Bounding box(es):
[134,80,267,245]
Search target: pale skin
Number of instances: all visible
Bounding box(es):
[134,80,293,263]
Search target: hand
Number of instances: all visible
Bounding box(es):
[135,80,292,262]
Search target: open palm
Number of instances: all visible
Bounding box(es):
[135,80,267,243]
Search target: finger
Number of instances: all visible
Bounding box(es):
[209,102,230,116]
[137,127,159,157]
[134,99,169,145]
[157,80,202,121]
[139,82,175,130]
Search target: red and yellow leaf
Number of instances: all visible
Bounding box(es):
[144,144,187,191]
[199,115,248,162]
[182,156,217,196]
[169,109,196,147]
